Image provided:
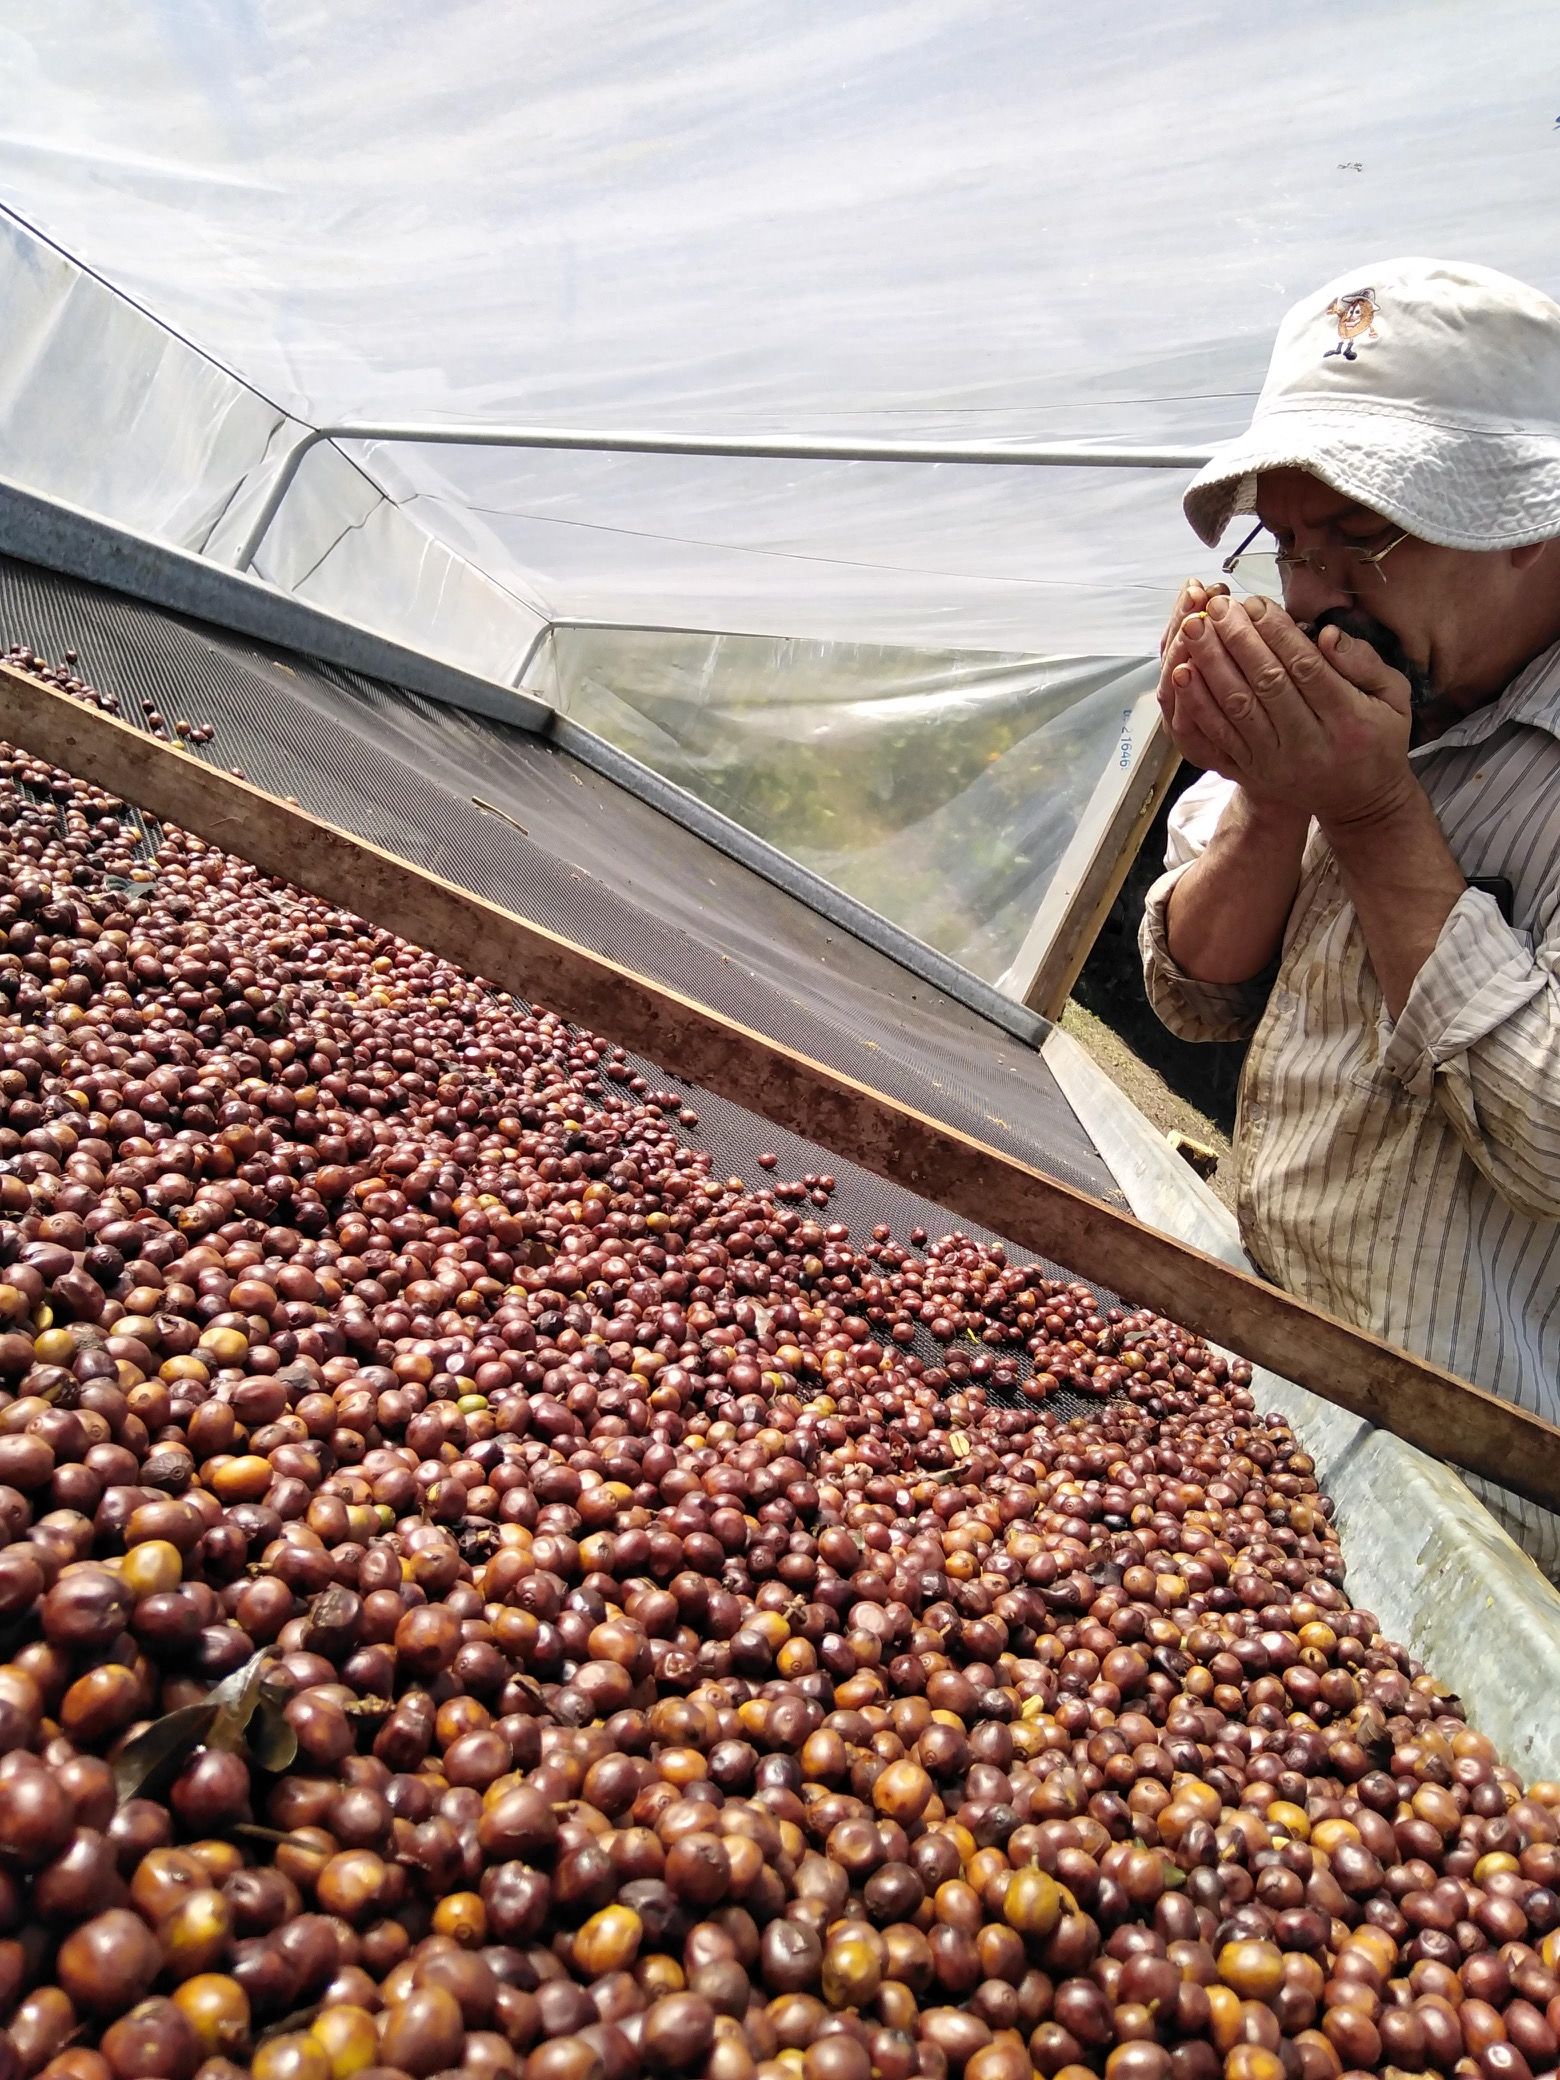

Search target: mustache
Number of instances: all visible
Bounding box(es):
[1301,606,1435,711]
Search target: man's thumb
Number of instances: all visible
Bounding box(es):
[1322,625,1410,710]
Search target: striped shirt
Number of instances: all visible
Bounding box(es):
[1140,637,1560,1580]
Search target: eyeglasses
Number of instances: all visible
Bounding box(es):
[1220,521,1408,594]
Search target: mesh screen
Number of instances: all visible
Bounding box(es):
[0,553,1132,1406]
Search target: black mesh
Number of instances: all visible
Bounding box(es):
[0,553,1131,1408]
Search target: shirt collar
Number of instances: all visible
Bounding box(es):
[1411,637,1560,758]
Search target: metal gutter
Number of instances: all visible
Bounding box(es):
[0,478,552,732]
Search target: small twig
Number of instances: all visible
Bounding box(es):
[472,796,529,836]
[258,2002,324,2043]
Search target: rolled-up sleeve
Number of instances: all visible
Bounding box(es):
[1140,863,1274,1043]
[1378,886,1560,1218]
[1138,773,1272,1043]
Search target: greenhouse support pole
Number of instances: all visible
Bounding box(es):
[229,422,1212,574]
[511,620,553,691]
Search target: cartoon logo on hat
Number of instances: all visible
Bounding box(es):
[1323,289,1378,361]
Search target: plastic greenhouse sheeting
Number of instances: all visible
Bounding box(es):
[0,1,1555,979]
[542,627,1158,986]
[0,215,550,685]
[3,0,1557,650]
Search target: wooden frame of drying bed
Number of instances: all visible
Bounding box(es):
[5,663,1558,1515]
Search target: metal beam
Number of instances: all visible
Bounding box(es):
[232,421,1214,573]
[997,674,1181,1017]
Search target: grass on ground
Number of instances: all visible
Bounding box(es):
[1060,1000,1237,1212]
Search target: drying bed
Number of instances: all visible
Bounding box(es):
[0,553,1123,1218]
[0,638,1557,2080]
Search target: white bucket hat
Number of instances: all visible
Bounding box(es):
[1184,257,1560,552]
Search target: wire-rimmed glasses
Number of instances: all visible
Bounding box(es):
[1220,521,1408,596]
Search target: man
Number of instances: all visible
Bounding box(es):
[1138,257,1560,1576]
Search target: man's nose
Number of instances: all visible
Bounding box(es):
[1279,562,1352,624]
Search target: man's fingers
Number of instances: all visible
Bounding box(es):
[1167,717,1231,774]
[1161,582,1205,659]
[1164,582,1233,671]
[1243,596,1409,719]
[1156,664,1175,724]
[1200,594,1334,750]
[1242,596,1344,701]
[1160,578,1230,658]
[1165,698,1227,771]
[1161,599,1217,703]
[1181,611,1283,755]
[1167,664,1253,776]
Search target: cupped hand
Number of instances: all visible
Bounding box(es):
[1158,578,1247,781]
[1162,592,1416,828]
